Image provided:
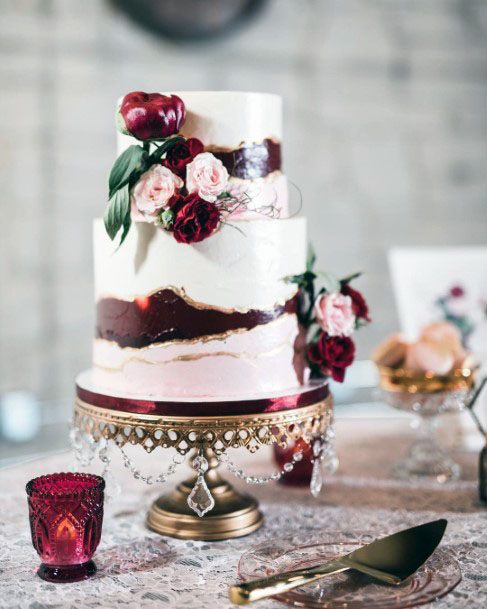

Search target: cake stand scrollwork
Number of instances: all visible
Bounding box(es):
[73,374,333,540]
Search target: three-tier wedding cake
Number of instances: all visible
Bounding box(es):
[92,92,308,398]
[85,90,368,403]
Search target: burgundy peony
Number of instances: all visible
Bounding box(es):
[163,138,204,177]
[308,333,356,382]
[118,92,186,141]
[171,193,220,244]
[341,284,370,321]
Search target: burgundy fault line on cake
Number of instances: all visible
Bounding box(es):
[96,288,299,349]
[211,138,281,179]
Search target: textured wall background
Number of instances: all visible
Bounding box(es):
[1,0,486,402]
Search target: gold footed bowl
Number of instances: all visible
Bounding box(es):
[73,372,332,540]
[377,364,475,395]
[378,365,476,482]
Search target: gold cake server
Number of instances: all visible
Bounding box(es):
[229,519,447,605]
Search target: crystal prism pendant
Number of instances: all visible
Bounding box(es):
[187,474,215,517]
[310,457,323,498]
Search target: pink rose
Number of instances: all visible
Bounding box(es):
[314,293,355,337]
[186,152,229,202]
[131,165,183,220]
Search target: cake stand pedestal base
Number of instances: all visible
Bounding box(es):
[73,371,332,540]
[147,450,263,540]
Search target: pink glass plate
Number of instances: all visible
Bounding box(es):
[238,533,461,609]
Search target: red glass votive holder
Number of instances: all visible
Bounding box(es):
[274,439,313,486]
[26,472,105,582]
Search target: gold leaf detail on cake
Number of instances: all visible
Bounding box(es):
[93,337,295,373]
[94,313,296,352]
[96,283,299,314]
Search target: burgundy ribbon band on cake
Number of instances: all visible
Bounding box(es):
[96,288,299,349]
[76,381,329,417]
[210,139,281,180]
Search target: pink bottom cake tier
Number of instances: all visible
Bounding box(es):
[93,311,307,399]
[76,369,328,417]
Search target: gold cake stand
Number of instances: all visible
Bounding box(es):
[74,390,332,540]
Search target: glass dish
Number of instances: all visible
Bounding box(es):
[238,533,461,608]
[380,388,470,482]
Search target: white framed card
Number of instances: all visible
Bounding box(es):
[389,247,487,362]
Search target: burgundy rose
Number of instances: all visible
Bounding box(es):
[172,193,220,244]
[308,333,356,382]
[341,284,370,321]
[118,92,186,141]
[163,138,204,177]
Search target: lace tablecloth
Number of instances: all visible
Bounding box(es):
[1,418,486,609]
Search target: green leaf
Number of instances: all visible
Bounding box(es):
[310,326,322,342]
[306,243,316,272]
[284,270,316,285]
[108,145,148,199]
[316,271,340,294]
[157,208,174,229]
[218,191,232,200]
[340,271,362,286]
[284,273,303,285]
[104,184,130,241]
[355,317,369,329]
[119,209,132,247]
[115,109,129,136]
[149,136,185,162]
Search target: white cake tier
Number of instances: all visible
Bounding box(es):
[117,91,282,152]
[94,218,306,308]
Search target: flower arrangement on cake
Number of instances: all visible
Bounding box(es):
[105,92,277,246]
[287,246,370,383]
[276,249,370,484]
